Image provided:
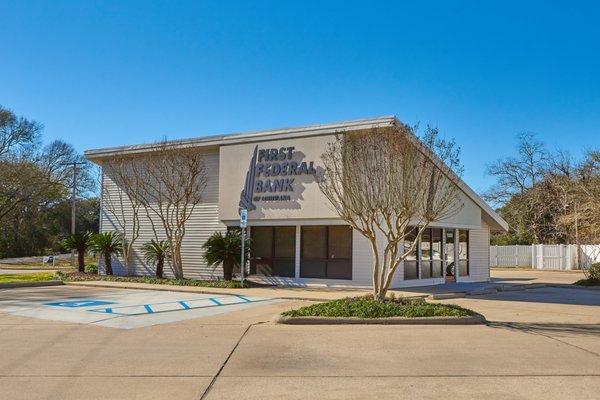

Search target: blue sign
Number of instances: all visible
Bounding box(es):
[45,299,116,308]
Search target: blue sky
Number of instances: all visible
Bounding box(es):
[1,1,599,193]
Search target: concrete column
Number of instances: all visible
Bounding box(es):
[295,225,301,278]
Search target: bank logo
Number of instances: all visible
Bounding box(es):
[239,145,258,211]
[239,145,317,211]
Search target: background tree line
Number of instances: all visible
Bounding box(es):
[0,106,97,258]
[485,132,599,245]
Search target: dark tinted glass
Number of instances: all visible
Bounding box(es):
[302,226,327,259]
[273,259,295,277]
[328,226,352,259]
[252,227,272,258]
[326,260,352,280]
[404,260,418,280]
[300,260,327,278]
[274,226,295,258]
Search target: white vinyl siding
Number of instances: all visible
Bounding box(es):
[100,150,226,279]
[458,221,490,282]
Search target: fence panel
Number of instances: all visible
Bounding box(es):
[491,244,600,270]
[490,245,532,267]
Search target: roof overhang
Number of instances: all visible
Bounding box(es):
[85,115,508,232]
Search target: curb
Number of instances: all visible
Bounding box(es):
[273,313,486,325]
[428,292,467,300]
[0,280,64,289]
[548,283,600,291]
[467,288,499,296]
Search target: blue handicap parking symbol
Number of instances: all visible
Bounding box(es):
[45,299,116,308]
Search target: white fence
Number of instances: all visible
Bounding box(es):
[490,244,600,270]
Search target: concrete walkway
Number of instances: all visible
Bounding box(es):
[64,267,589,301]
[65,280,373,301]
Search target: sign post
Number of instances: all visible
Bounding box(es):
[239,209,248,287]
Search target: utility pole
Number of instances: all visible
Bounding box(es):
[61,161,86,267]
[575,203,580,269]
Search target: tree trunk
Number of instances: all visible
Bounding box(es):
[104,253,113,275]
[171,245,184,279]
[77,250,85,273]
[222,259,233,281]
[156,258,164,279]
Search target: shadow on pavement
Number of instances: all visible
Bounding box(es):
[488,321,600,336]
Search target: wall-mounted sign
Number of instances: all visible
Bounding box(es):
[239,145,317,211]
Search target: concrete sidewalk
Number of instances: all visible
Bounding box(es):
[65,280,373,301]
[65,271,585,302]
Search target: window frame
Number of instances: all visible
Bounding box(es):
[249,226,296,277]
[300,225,353,280]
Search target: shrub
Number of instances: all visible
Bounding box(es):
[282,296,476,318]
[84,263,98,274]
[202,231,250,281]
[587,262,600,280]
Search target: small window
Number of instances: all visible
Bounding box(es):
[459,230,469,276]
[404,228,418,280]
[420,229,432,279]
[431,228,443,278]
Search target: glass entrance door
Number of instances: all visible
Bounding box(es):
[250,226,296,277]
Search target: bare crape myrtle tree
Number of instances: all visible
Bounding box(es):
[101,156,145,276]
[317,124,463,300]
[135,142,208,279]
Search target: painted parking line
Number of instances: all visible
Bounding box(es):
[87,295,271,316]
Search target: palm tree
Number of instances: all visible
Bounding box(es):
[90,232,123,276]
[202,230,250,281]
[142,240,170,278]
[63,232,91,273]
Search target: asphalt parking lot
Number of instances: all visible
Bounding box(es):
[1,276,599,400]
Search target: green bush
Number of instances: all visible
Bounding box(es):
[84,264,98,274]
[281,296,476,318]
[588,262,600,280]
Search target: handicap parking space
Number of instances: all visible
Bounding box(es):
[0,285,278,329]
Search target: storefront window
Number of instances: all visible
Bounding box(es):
[404,228,418,280]
[420,229,432,279]
[431,228,443,278]
[300,226,352,280]
[445,229,455,278]
[250,226,295,277]
[458,230,469,277]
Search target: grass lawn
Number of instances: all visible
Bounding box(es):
[282,296,476,319]
[58,271,247,288]
[0,272,57,284]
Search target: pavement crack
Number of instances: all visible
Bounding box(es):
[198,322,262,400]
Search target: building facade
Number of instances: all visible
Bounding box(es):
[85,117,508,288]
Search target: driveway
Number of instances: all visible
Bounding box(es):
[1,279,599,399]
